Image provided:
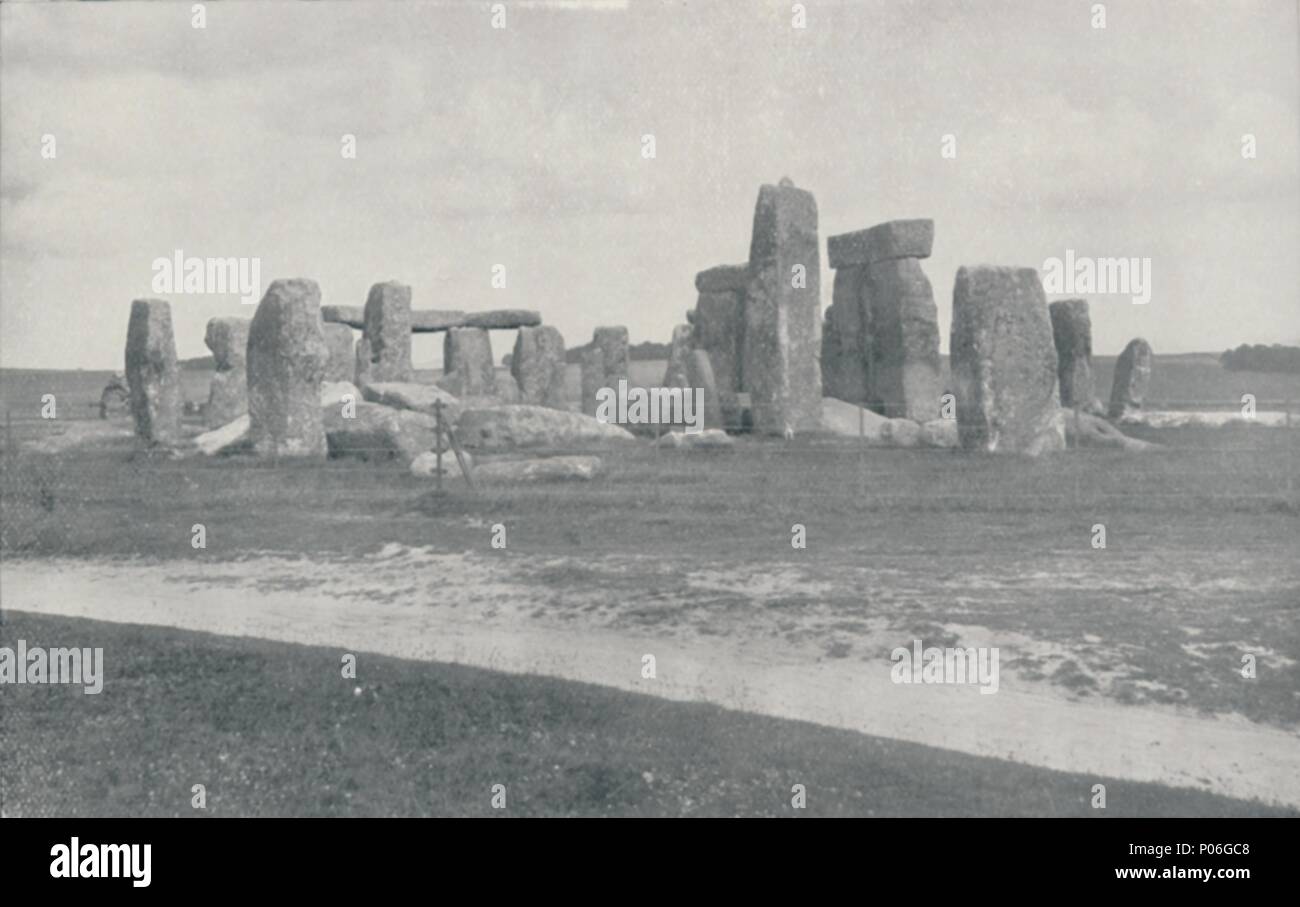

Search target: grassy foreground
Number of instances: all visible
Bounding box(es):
[2,612,1291,818]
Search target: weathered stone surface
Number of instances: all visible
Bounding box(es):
[353,335,371,385]
[473,455,604,482]
[440,327,496,397]
[579,327,629,415]
[654,428,733,449]
[511,325,567,408]
[827,219,934,269]
[920,418,959,449]
[99,373,131,419]
[821,267,870,404]
[865,258,942,421]
[686,349,723,430]
[409,449,473,479]
[950,266,1065,455]
[360,381,460,421]
[744,180,822,434]
[192,381,357,457]
[247,279,331,458]
[322,323,355,383]
[1049,299,1100,411]
[457,404,637,450]
[124,299,182,445]
[203,316,250,428]
[880,418,924,448]
[1065,409,1158,451]
[413,309,540,333]
[662,324,693,388]
[694,264,749,293]
[324,401,441,463]
[360,281,413,383]
[692,291,744,394]
[320,305,365,329]
[820,396,891,440]
[1108,338,1153,421]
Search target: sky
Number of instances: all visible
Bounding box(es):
[2,0,1297,370]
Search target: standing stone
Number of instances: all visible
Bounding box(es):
[358,281,412,383]
[580,326,630,415]
[124,299,182,445]
[246,278,331,458]
[511,325,567,408]
[662,324,693,388]
[204,316,250,428]
[1108,338,1153,421]
[1048,299,1100,412]
[580,346,605,417]
[440,327,496,396]
[321,322,355,383]
[864,258,942,420]
[825,219,940,420]
[950,266,1065,455]
[693,291,744,394]
[743,179,822,435]
[821,267,870,404]
[686,349,723,430]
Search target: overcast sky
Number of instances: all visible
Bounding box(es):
[2,0,1297,370]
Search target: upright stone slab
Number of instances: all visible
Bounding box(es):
[825,219,940,419]
[743,179,822,434]
[580,346,604,416]
[359,281,412,383]
[124,299,182,445]
[321,323,355,383]
[864,258,942,420]
[821,267,870,403]
[686,349,723,430]
[511,325,567,409]
[692,291,744,394]
[246,278,331,458]
[1048,299,1099,412]
[1108,338,1153,420]
[580,326,630,415]
[204,316,250,428]
[441,327,496,396]
[950,266,1065,455]
[662,324,693,388]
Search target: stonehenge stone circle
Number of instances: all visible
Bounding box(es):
[203,316,250,428]
[580,326,630,415]
[359,281,413,383]
[246,278,331,458]
[743,179,822,434]
[124,298,182,445]
[511,325,567,409]
[321,322,355,383]
[950,266,1065,455]
[440,327,497,397]
[1108,337,1153,420]
[1048,299,1100,412]
[823,219,941,420]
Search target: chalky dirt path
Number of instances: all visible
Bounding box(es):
[4,544,1298,810]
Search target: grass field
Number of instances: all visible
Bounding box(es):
[3,611,1291,817]
[2,360,1297,815]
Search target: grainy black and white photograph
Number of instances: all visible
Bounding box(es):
[0,0,1297,876]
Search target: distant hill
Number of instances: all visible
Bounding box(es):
[562,340,671,365]
[1220,344,1300,374]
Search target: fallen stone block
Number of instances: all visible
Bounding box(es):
[457,404,637,450]
[472,455,604,482]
